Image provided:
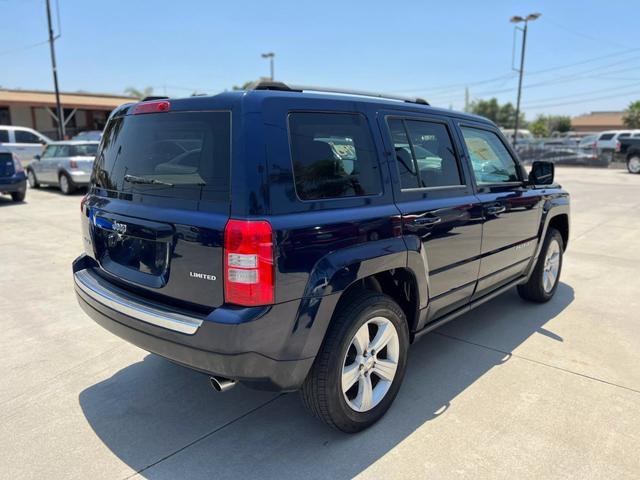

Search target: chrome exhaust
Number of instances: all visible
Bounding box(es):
[209,376,237,392]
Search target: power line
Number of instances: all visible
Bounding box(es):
[0,39,49,57]
[523,87,640,109]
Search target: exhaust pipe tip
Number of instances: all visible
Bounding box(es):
[210,376,237,392]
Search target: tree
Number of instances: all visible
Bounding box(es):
[124,86,154,99]
[232,81,256,91]
[623,101,640,128]
[469,98,524,129]
[527,115,572,137]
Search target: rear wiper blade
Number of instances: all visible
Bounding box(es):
[124,174,174,187]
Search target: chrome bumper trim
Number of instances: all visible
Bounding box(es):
[74,269,203,334]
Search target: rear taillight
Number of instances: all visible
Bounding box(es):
[615,141,621,153]
[69,159,78,169]
[132,100,170,115]
[224,219,274,306]
[12,155,23,173]
[591,141,597,149]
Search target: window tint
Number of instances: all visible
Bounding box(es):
[619,133,631,139]
[0,129,8,143]
[388,119,462,189]
[14,130,41,144]
[461,127,520,185]
[599,133,615,140]
[56,145,72,157]
[92,111,230,204]
[289,112,381,200]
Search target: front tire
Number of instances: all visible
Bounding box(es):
[59,173,75,195]
[301,291,409,433]
[518,228,564,303]
[627,155,640,174]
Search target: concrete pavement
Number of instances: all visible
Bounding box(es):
[1,167,639,479]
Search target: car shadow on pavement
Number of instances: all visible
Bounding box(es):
[0,196,26,207]
[79,283,574,479]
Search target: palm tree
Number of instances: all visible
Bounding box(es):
[124,86,154,99]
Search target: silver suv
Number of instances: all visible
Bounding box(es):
[26,141,99,194]
[0,126,51,166]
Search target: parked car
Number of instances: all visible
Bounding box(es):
[577,134,599,165]
[73,83,570,432]
[26,141,99,194]
[0,149,27,202]
[596,130,632,151]
[72,130,103,141]
[0,126,51,166]
[615,137,640,173]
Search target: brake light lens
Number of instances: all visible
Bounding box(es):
[615,141,621,153]
[69,159,78,169]
[132,100,170,115]
[12,154,24,173]
[224,219,274,306]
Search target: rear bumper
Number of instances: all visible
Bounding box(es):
[0,173,26,193]
[67,170,91,185]
[72,255,334,391]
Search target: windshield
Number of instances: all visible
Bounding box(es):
[91,111,230,204]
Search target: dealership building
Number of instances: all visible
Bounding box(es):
[0,88,137,139]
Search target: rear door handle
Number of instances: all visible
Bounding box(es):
[414,216,442,226]
[486,205,506,216]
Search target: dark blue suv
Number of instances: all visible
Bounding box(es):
[73,83,569,432]
[0,151,27,202]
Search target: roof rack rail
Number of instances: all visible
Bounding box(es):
[250,81,429,105]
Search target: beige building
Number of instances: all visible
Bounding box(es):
[0,89,137,139]
[571,111,625,133]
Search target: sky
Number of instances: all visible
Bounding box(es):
[1,0,639,120]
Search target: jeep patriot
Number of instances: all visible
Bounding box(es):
[73,82,570,432]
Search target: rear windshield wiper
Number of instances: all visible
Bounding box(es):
[124,174,174,187]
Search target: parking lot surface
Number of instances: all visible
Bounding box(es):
[1,167,639,479]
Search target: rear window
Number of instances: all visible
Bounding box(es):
[288,112,382,200]
[92,111,230,203]
[71,144,98,156]
[599,133,615,140]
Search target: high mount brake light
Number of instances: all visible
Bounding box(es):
[224,219,274,306]
[132,100,171,115]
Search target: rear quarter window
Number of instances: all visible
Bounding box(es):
[288,112,382,201]
[599,133,615,140]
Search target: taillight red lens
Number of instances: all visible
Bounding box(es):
[224,219,274,306]
[132,100,170,115]
[615,141,621,153]
[69,159,78,169]
[12,155,24,173]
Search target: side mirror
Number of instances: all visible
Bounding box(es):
[33,154,41,161]
[529,160,554,185]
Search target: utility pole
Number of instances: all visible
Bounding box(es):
[464,86,469,112]
[510,13,540,147]
[261,52,275,81]
[45,0,65,140]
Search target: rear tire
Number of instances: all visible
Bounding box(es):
[301,291,409,433]
[627,155,640,174]
[27,169,39,188]
[518,228,564,303]
[11,190,26,202]
[59,173,75,195]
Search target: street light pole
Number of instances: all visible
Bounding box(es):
[261,52,275,81]
[45,0,65,140]
[510,13,540,147]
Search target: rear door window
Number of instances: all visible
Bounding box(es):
[388,118,462,189]
[288,112,382,200]
[92,111,231,205]
[70,144,98,156]
[14,130,41,144]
